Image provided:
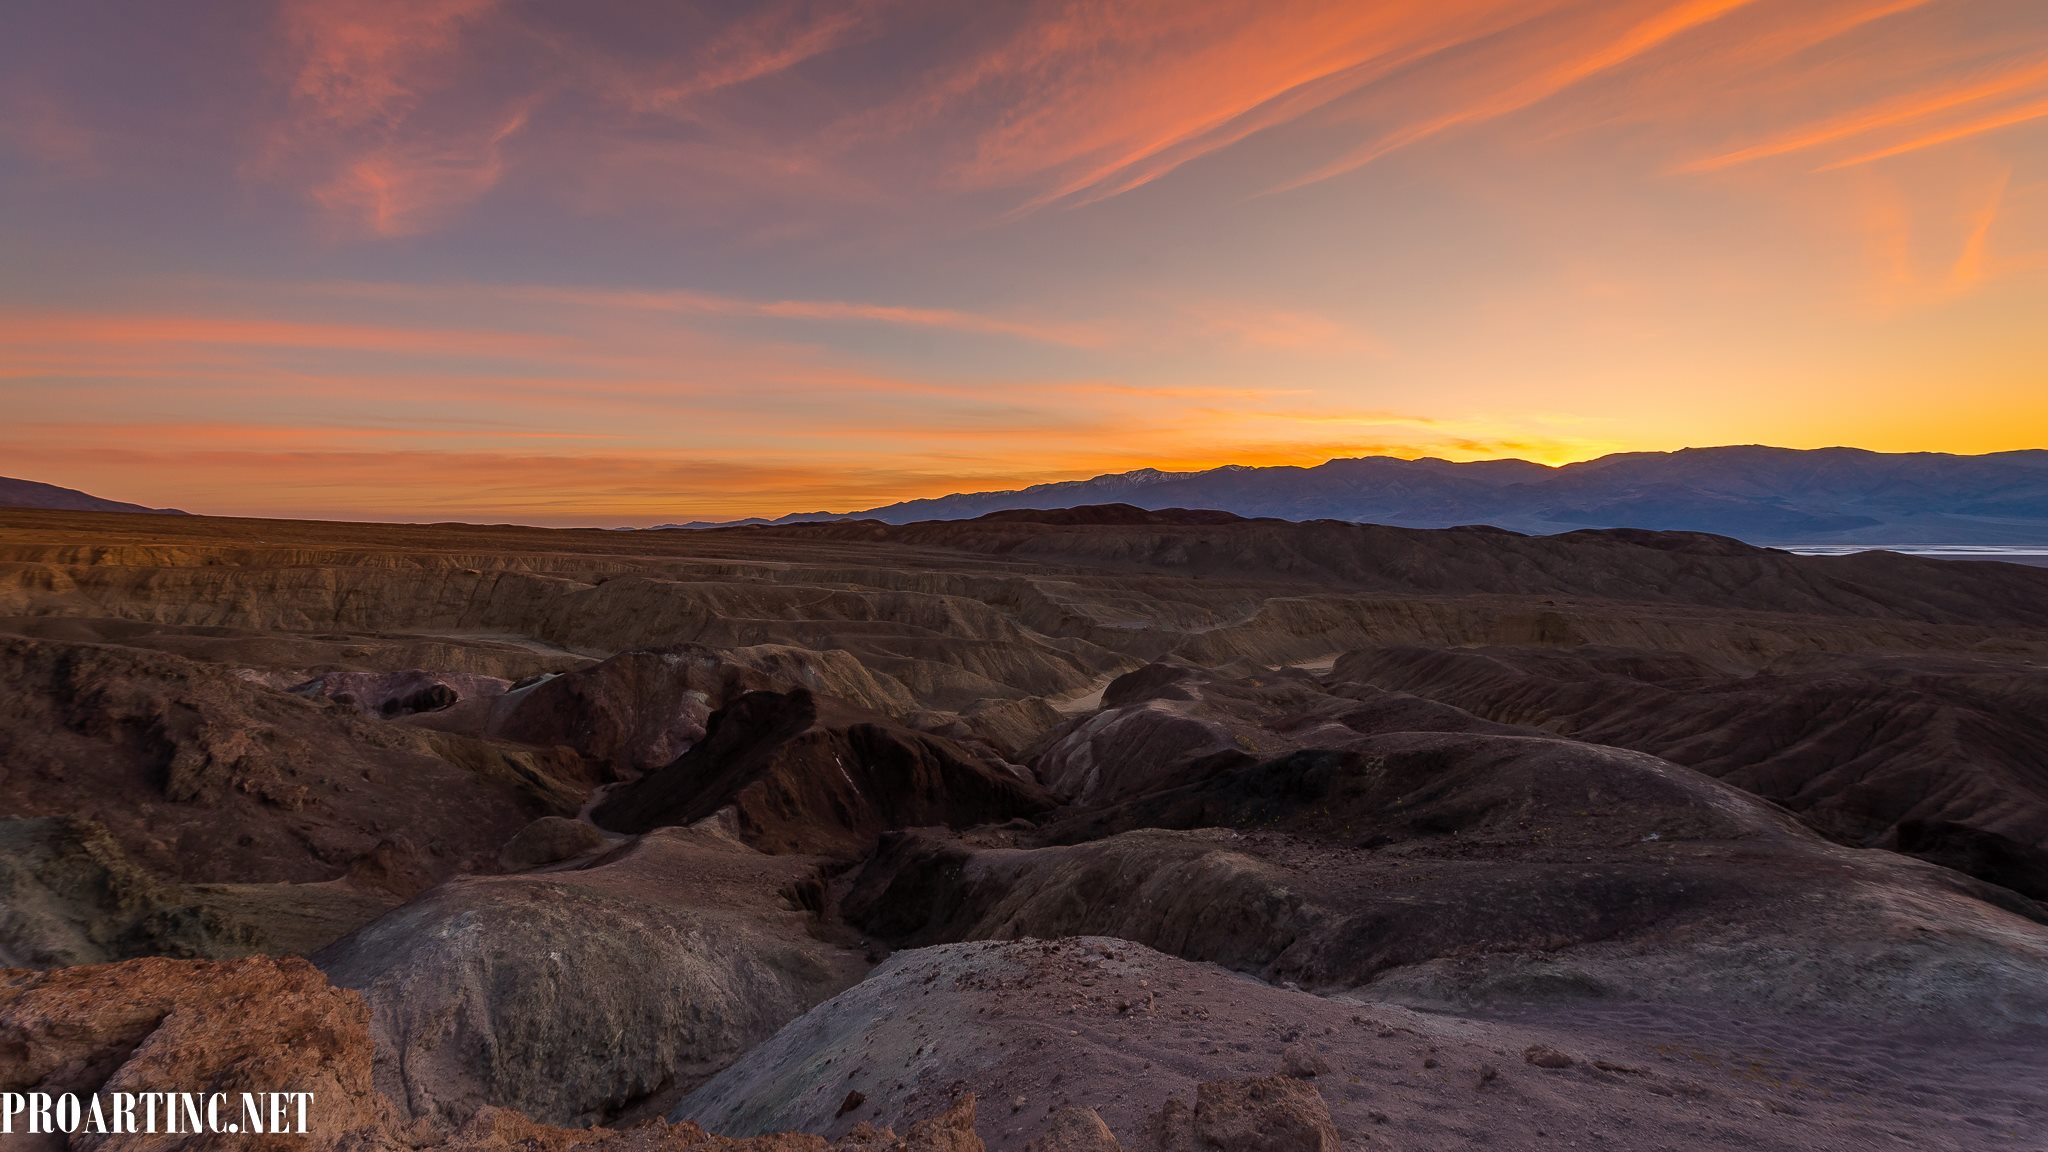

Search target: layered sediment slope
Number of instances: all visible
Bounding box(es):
[856,666,2048,1030]
[1332,645,2048,895]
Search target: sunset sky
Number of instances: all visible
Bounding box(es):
[4,0,2046,524]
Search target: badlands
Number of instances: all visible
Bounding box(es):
[2,504,2046,1149]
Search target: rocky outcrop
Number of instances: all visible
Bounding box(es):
[0,817,256,968]
[0,956,402,1148]
[1025,1108,1120,1152]
[473,645,919,777]
[496,816,610,871]
[316,824,871,1131]
[0,817,412,969]
[1151,1076,1340,1152]
[0,636,593,893]
[1031,661,1519,805]
[287,669,508,719]
[592,690,1056,857]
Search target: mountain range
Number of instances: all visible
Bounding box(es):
[660,446,2048,545]
[0,476,186,516]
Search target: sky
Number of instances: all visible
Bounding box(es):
[3,0,2046,525]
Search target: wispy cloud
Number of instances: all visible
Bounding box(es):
[0,81,99,175]
[985,2,1551,214]
[0,309,564,357]
[1820,94,2048,170]
[1271,0,1765,194]
[262,0,527,234]
[1181,304,1380,355]
[281,0,500,129]
[489,284,1106,346]
[291,278,1104,346]
[1949,168,2012,292]
[610,0,878,114]
[311,105,533,236]
[1686,55,2048,172]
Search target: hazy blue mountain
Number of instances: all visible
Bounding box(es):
[671,447,2048,545]
[0,477,187,516]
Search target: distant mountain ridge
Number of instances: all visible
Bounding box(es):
[659,447,2048,545]
[0,477,187,516]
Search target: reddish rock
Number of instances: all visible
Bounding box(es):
[1154,1076,1341,1152]
[1279,1044,1329,1080]
[1025,1106,1120,1152]
[0,955,400,1149]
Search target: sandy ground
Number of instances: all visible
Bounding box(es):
[1051,671,1127,715]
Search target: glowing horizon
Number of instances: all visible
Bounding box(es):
[4,1,2045,525]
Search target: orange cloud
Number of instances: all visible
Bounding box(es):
[1183,305,1380,355]
[311,106,532,236]
[1949,168,2011,291]
[615,1,876,114]
[266,0,536,235]
[0,310,563,358]
[266,278,1104,346]
[985,1,1555,213]
[1820,94,2048,170]
[1686,55,2048,172]
[282,0,499,128]
[7,421,622,447]
[478,284,1104,346]
[1273,0,1765,193]
[0,82,98,175]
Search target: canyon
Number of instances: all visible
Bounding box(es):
[2,504,2044,1149]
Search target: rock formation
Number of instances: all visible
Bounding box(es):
[1330,644,2048,895]
[315,823,872,1130]
[592,690,1055,857]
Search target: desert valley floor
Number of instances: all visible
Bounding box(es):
[3,505,2047,1150]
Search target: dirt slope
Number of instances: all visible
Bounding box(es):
[1332,644,2048,895]
[316,823,873,1130]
